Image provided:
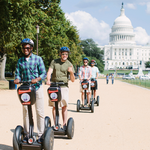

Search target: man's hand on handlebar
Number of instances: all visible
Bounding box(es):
[31,78,38,84]
[46,80,51,85]
[14,79,20,84]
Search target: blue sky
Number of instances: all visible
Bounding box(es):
[60,0,150,46]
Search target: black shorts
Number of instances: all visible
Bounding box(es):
[91,79,98,90]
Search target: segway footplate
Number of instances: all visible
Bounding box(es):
[21,142,41,150]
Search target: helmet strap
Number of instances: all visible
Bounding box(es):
[24,51,32,58]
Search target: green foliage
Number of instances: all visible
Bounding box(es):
[145,61,150,68]
[1,0,82,73]
[80,39,104,72]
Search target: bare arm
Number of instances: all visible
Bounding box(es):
[96,72,98,79]
[68,66,75,82]
[46,67,53,85]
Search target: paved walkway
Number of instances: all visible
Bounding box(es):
[0,79,150,150]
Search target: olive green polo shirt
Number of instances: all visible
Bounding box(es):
[50,58,75,87]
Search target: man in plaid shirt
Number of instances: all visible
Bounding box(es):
[14,38,46,144]
[79,57,92,107]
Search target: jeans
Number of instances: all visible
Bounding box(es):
[112,79,114,84]
[106,79,109,84]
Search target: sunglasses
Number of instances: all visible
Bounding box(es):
[84,61,88,63]
[61,53,68,56]
[22,47,31,50]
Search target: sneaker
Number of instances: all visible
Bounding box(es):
[37,137,43,144]
[53,125,59,131]
[22,136,28,143]
[63,125,67,131]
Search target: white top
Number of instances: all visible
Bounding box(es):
[91,66,99,78]
[26,58,29,61]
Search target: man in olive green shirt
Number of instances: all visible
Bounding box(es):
[46,47,75,130]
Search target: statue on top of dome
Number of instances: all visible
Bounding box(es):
[122,2,124,8]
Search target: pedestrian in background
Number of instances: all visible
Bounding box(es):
[111,74,114,84]
[106,74,109,84]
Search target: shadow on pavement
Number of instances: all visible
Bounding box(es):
[67,109,92,113]
[0,144,13,150]
[68,103,77,106]
[54,136,68,139]
[10,129,15,133]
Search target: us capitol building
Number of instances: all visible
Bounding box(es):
[99,3,150,70]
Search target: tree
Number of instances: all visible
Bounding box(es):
[145,61,150,68]
[80,39,104,72]
[0,0,37,79]
[0,0,83,76]
[34,0,82,69]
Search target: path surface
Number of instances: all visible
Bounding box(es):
[0,79,150,150]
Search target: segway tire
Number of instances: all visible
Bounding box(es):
[43,127,54,150]
[97,96,99,106]
[91,100,94,113]
[66,118,74,139]
[77,100,80,112]
[45,116,51,129]
[13,125,24,150]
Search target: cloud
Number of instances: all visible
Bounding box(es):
[65,11,111,46]
[134,27,150,45]
[146,2,150,14]
[126,3,136,9]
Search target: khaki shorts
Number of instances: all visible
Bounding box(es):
[49,87,69,107]
[80,81,91,93]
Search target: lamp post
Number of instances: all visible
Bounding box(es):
[86,40,91,59]
[36,25,39,55]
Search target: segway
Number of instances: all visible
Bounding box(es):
[77,79,94,113]
[46,82,74,139]
[90,78,99,106]
[13,81,54,150]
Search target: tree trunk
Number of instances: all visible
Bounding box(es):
[0,54,6,80]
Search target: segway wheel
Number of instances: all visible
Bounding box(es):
[43,127,54,150]
[77,100,80,112]
[13,125,24,150]
[97,96,99,106]
[66,117,74,139]
[91,100,94,113]
[45,116,51,129]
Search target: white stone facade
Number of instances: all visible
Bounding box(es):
[99,3,150,70]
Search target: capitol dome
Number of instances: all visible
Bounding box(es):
[113,7,132,27]
[109,3,135,45]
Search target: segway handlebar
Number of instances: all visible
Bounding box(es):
[19,81,32,84]
[91,78,96,81]
[51,82,65,86]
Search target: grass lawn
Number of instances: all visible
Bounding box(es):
[121,79,150,89]
[102,70,149,75]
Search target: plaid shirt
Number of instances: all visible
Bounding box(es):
[78,65,92,80]
[15,53,46,90]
